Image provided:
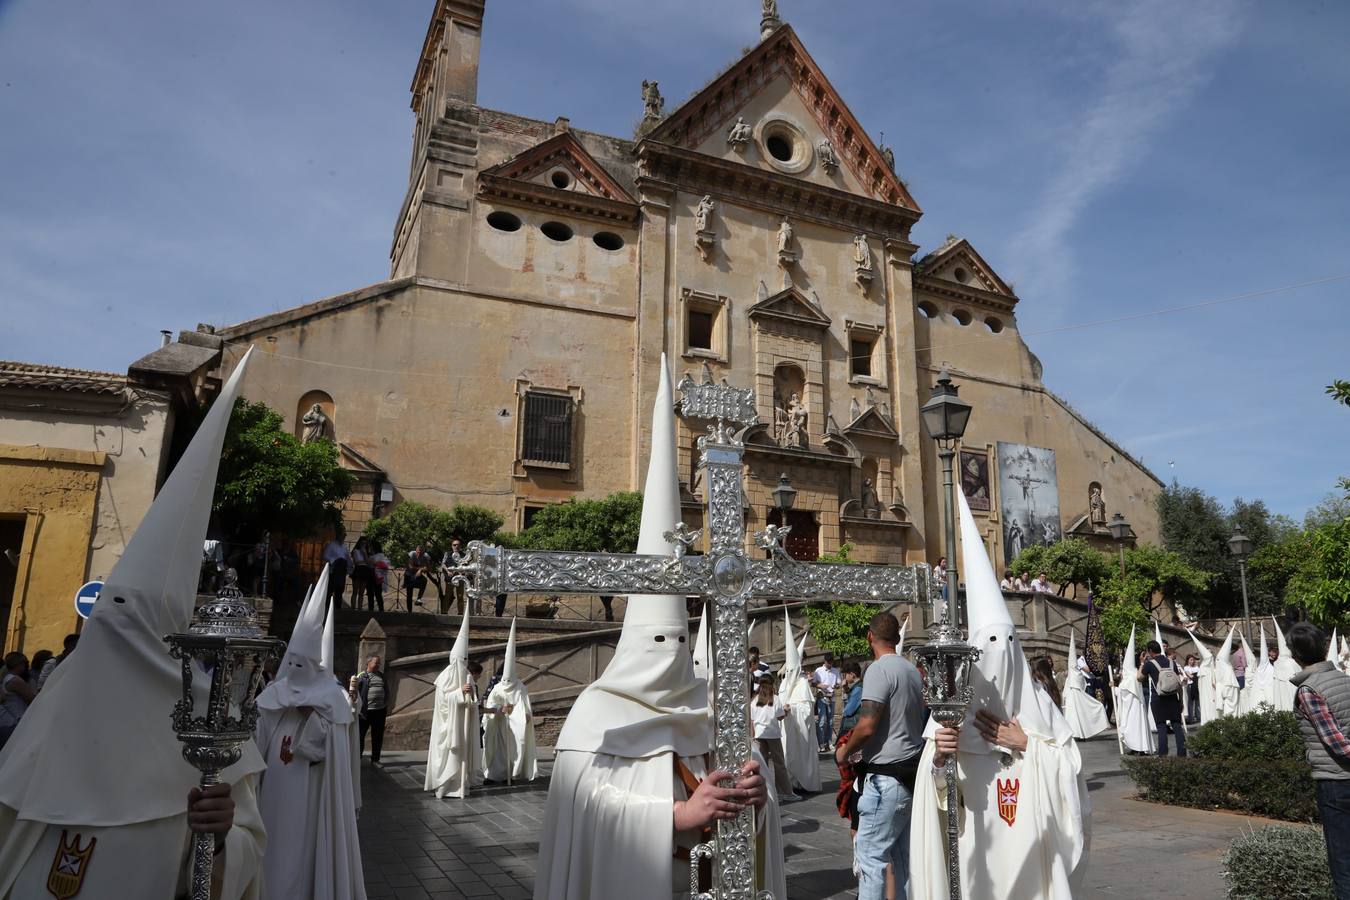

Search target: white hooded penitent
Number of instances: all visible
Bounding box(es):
[0,348,269,900]
[483,618,538,783]
[1116,625,1155,753]
[426,610,481,799]
[1270,617,1300,711]
[778,608,821,793]
[1062,629,1110,740]
[1186,627,1219,724]
[910,487,1089,900]
[1213,626,1241,717]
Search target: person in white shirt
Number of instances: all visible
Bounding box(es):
[999,570,1016,591]
[321,532,352,607]
[932,556,948,599]
[1030,572,1052,594]
[1014,571,1032,591]
[811,654,842,752]
[751,676,798,802]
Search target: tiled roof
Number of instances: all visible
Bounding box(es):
[0,360,126,396]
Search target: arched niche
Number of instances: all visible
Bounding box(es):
[297,390,336,443]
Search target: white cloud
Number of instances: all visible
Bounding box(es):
[1008,0,1247,308]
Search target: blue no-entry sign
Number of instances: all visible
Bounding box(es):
[74,580,103,619]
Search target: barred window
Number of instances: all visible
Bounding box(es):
[522,391,574,467]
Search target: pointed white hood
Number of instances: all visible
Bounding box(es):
[954,487,1069,751]
[898,617,908,657]
[692,602,711,682]
[782,608,801,674]
[554,354,708,758]
[320,590,336,672]
[1330,628,1341,667]
[0,348,266,826]
[502,617,519,684]
[1154,621,1165,653]
[1119,626,1143,697]
[1188,627,1214,665]
[434,609,473,693]
[1257,626,1272,671]
[797,627,808,661]
[257,564,351,722]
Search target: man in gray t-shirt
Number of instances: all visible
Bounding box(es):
[834,611,925,900]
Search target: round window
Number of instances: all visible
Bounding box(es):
[756,117,814,174]
[952,308,973,326]
[540,221,574,242]
[593,232,625,252]
[766,134,793,162]
[954,267,969,283]
[486,211,522,232]
[550,170,572,189]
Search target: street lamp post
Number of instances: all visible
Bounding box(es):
[1107,513,1131,579]
[920,368,972,627]
[1228,529,1254,647]
[770,473,797,562]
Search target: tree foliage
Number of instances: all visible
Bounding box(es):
[212,399,354,541]
[1098,543,1214,614]
[362,500,503,564]
[1096,597,1151,653]
[802,545,874,659]
[1285,517,1350,628]
[503,492,644,553]
[1008,539,1112,596]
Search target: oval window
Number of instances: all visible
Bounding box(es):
[985,316,1004,334]
[766,134,794,162]
[551,170,572,189]
[917,301,939,319]
[486,211,522,232]
[952,308,973,326]
[593,232,625,252]
[540,221,574,242]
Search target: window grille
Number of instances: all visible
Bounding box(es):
[522,391,574,467]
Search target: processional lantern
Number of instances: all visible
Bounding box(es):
[164,573,285,900]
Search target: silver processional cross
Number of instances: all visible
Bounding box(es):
[450,371,931,900]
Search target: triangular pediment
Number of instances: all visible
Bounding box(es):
[338,442,385,478]
[843,406,898,440]
[915,237,1015,299]
[646,26,918,211]
[478,132,639,224]
[748,286,831,329]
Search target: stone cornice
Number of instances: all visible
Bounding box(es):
[636,142,919,239]
[410,1,485,106]
[914,275,1019,314]
[477,175,639,226]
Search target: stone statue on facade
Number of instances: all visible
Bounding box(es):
[817,138,838,173]
[1090,484,1107,527]
[694,195,715,233]
[762,0,778,16]
[854,234,873,272]
[861,478,881,519]
[880,144,895,172]
[727,116,752,148]
[641,80,664,122]
[778,392,807,449]
[301,403,330,444]
[777,217,797,266]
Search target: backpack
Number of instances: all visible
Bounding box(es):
[1152,658,1181,695]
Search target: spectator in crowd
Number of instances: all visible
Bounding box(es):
[1015,570,1032,591]
[1030,571,1052,594]
[322,528,352,607]
[26,650,52,693]
[368,541,389,612]
[1031,656,1063,709]
[355,654,388,765]
[200,538,226,593]
[0,652,36,749]
[35,633,78,690]
[748,646,771,684]
[1268,642,1280,665]
[1231,639,1248,690]
[932,556,948,600]
[239,540,271,597]
[442,538,471,615]
[1288,622,1350,897]
[405,544,433,611]
[750,675,797,802]
[834,611,925,900]
[999,570,1016,591]
[598,595,615,622]
[349,536,373,609]
[835,661,866,831]
[1139,640,1187,757]
[811,653,842,752]
[1183,653,1202,724]
[277,540,303,606]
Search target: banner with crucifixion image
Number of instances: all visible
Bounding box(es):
[996,441,1061,566]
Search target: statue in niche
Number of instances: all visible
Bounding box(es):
[301,403,330,444]
[777,217,794,254]
[1090,484,1107,527]
[854,234,873,272]
[694,195,714,233]
[880,145,895,172]
[818,138,838,173]
[779,392,808,449]
[861,478,881,519]
[641,80,664,121]
[727,117,752,148]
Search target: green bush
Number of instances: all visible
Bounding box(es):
[1122,756,1319,822]
[1222,825,1333,899]
[1189,706,1307,762]
[508,492,643,553]
[362,500,503,563]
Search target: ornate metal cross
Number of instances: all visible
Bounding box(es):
[450,370,931,900]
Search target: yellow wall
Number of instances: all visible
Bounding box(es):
[0,445,104,655]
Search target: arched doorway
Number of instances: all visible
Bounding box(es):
[766,507,819,561]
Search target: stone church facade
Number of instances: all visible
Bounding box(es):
[207,1,1162,574]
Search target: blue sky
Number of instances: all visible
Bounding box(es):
[1,0,1347,519]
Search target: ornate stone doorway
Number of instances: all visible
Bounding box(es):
[766,508,819,561]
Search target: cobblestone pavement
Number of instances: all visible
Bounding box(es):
[358,736,1272,899]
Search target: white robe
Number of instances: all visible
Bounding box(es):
[1214,659,1241,718]
[256,706,365,900]
[0,773,265,900]
[777,669,821,793]
[483,680,538,783]
[1193,658,1219,724]
[1063,667,1110,740]
[425,664,481,799]
[909,734,1089,899]
[1115,682,1156,754]
[1243,659,1276,713]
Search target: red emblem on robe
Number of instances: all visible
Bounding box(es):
[997,778,1020,827]
[46,830,96,899]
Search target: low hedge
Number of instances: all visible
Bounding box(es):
[1188,706,1307,762]
[1223,825,1334,899]
[1122,756,1319,822]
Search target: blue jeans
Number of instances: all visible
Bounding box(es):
[815,696,834,748]
[1318,780,1350,899]
[855,773,912,900]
